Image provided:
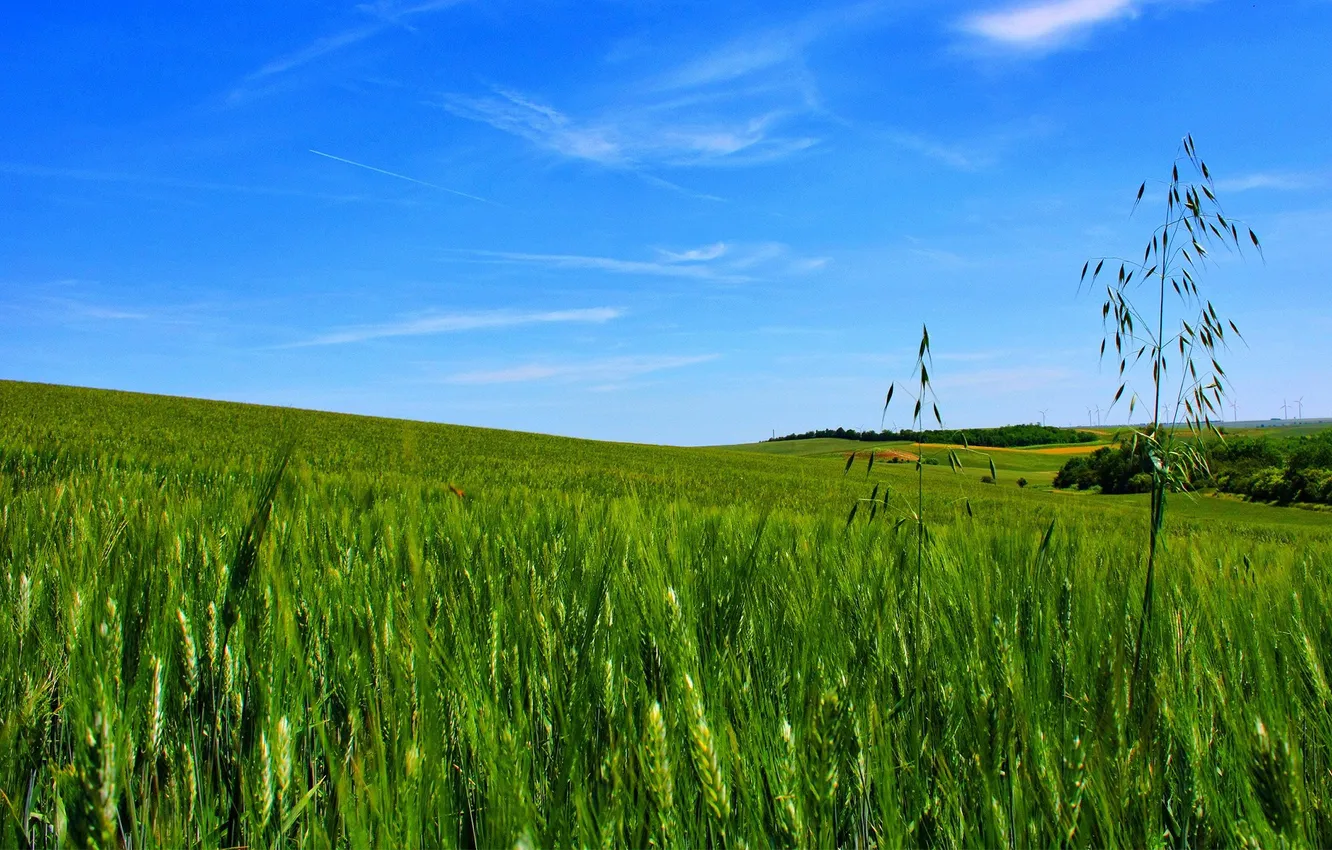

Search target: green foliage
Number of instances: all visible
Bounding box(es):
[2,381,1332,847]
[770,423,1096,448]
[1083,136,1262,695]
[1289,429,1332,473]
[1053,443,1154,495]
[1210,431,1332,505]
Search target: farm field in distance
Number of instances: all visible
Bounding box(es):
[3,379,1332,847]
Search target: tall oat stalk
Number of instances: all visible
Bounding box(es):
[1081,135,1260,697]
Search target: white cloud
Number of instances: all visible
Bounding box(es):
[442,89,817,169]
[654,36,807,91]
[292,307,621,347]
[449,242,828,282]
[36,294,207,326]
[656,243,728,262]
[935,366,1078,394]
[440,16,838,171]
[0,161,418,205]
[888,132,990,171]
[963,0,1139,48]
[456,249,749,282]
[441,90,627,165]
[228,0,467,102]
[308,149,489,202]
[443,354,718,385]
[1215,172,1324,193]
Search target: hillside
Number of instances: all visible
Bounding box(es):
[3,379,1332,847]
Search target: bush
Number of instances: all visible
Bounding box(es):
[1294,468,1332,505]
[1053,456,1098,491]
[1016,477,1028,488]
[980,475,995,484]
[1052,444,1150,493]
[1288,431,1332,473]
[1126,472,1153,494]
[1247,467,1295,503]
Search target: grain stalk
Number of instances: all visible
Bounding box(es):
[1081,135,1260,701]
[854,326,996,662]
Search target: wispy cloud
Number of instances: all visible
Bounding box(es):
[962,0,1142,49]
[935,366,1077,393]
[1215,171,1325,193]
[904,243,984,270]
[448,242,828,282]
[883,117,1058,171]
[454,249,749,282]
[439,13,849,172]
[247,25,382,82]
[655,243,728,262]
[655,34,806,91]
[308,149,490,202]
[888,132,990,171]
[33,294,210,327]
[228,0,466,102]
[61,303,150,321]
[441,89,817,169]
[0,161,415,205]
[292,307,622,347]
[442,354,718,386]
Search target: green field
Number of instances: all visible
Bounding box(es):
[2,379,1331,847]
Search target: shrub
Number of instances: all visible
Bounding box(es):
[1016,477,1028,488]
[1053,444,1152,494]
[1288,431,1332,473]
[1053,456,1097,491]
[1247,467,1295,504]
[1294,468,1332,505]
[1127,473,1153,494]
[980,475,995,484]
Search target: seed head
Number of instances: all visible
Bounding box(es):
[176,609,199,704]
[147,657,164,755]
[643,701,673,812]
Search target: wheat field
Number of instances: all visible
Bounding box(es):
[2,380,1331,847]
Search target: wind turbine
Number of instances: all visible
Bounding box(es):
[1087,407,1094,427]
[1095,405,1103,427]
[1230,399,1239,422]
[1295,397,1304,420]
[1282,399,1289,419]
[1039,409,1049,426]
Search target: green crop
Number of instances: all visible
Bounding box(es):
[1,380,1330,847]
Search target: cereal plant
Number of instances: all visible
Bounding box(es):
[1082,135,1262,692]
[1,379,1329,847]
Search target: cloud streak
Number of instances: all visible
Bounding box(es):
[439,13,845,173]
[442,89,818,169]
[228,0,467,102]
[448,242,829,282]
[308,149,490,202]
[443,354,718,385]
[457,249,749,282]
[0,161,419,205]
[293,307,622,347]
[962,0,1140,48]
[1215,171,1325,193]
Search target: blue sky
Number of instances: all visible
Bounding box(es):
[3,0,1330,444]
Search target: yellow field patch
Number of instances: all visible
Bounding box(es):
[1027,445,1103,455]
[843,449,918,462]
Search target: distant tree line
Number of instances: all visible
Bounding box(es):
[1052,429,1332,506]
[1210,431,1332,505]
[768,423,1098,449]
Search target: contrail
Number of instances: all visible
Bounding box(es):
[309,149,490,203]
